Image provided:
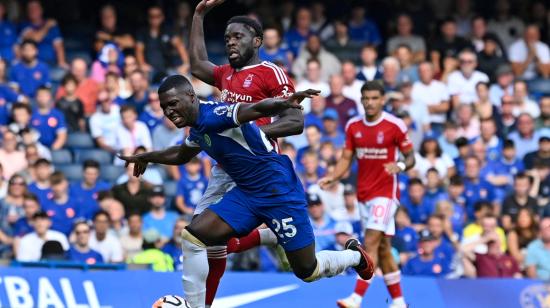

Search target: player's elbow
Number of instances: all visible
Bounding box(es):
[286,116,304,135]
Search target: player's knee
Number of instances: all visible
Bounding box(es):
[293,260,319,283]
[181,227,206,250]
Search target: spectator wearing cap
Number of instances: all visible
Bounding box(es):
[56,74,85,132]
[161,217,188,271]
[259,26,292,71]
[537,97,550,130]
[120,213,143,260]
[448,50,490,106]
[55,58,100,116]
[41,172,81,236]
[295,58,330,113]
[13,193,40,238]
[9,40,50,98]
[284,7,314,57]
[401,178,432,228]
[111,163,153,216]
[430,18,473,74]
[139,91,164,134]
[387,14,426,63]
[31,86,67,150]
[307,192,336,252]
[325,75,358,130]
[89,210,123,263]
[67,221,104,265]
[489,64,515,106]
[523,136,550,170]
[70,160,111,220]
[325,19,363,64]
[320,108,345,149]
[0,131,27,179]
[142,185,179,240]
[175,157,207,216]
[462,209,507,254]
[402,229,451,277]
[501,173,539,231]
[115,105,152,157]
[476,33,507,81]
[509,24,550,80]
[508,113,544,160]
[90,89,121,154]
[525,217,550,280]
[347,5,381,45]
[128,228,174,272]
[16,211,69,261]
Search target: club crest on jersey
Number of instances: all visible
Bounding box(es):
[214,105,228,116]
[377,131,384,144]
[243,74,254,88]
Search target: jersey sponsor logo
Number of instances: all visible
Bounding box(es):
[274,85,293,98]
[220,89,253,103]
[356,147,388,159]
[377,131,384,144]
[243,74,254,88]
[214,105,229,116]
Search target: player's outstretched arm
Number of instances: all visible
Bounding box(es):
[318,148,354,189]
[118,144,201,177]
[190,0,225,85]
[236,89,320,124]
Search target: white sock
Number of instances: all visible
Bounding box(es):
[384,271,405,306]
[258,228,278,246]
[313,250,361,280]
[181,238,208,308]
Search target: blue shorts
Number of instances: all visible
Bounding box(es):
[209,185,314,252]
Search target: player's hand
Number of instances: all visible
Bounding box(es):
[117,154,149,178]
[318,176,335,190]
[285,89,321,109]
[383,162,402,175]
[195,0,226,16]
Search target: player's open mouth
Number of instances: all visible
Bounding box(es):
[229,50,239,60]
[170,116,184,125]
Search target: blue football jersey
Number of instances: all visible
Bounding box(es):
[186,101,301,198]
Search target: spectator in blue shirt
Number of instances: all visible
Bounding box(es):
[0,81,24,127]
[402,229,451,277]
[0,2,16,62]
[424,168,446,211]
[463,156,496,220]
[296,125,322,169]
[259,26,293,71]
[27,158,52,204]
[42,172,82,236]
[13,193,41,237]
[142,186,179,240]
[438,121,459,160]
[70,160,111,220]
[478,118,503,162]
[67,221,104,264]
[161,217,188,272]
[394,207,419,254]
[284,7,314,57]
[298,150,326,189]
[347,5,381,45]
[508,113,543,160]
[138,91,164,133]
[443,176,468,235]
[320,108,345,148]
[308,192,336,251]
[175,157,207,217]
[126,70,149,114]
[401,178,433,228]
[9,40,49,98]
[500,139,524,177]
[454,137,470,176]
[18,0,67,67]
[31,86,67,149]
[427,215,457,268]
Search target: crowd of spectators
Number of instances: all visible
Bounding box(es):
[0,0,549,279]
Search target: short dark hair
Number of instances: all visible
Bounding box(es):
[419,139,443,158]
[23,192,39,203]
[227,15,264,39]
[449,175,464,186]
[474,201,493,213]
[476,81,489,90]
[503,139,515,149]
[158,75,192,94]
[20,39,38,48]
[360,80,384,95]
[34,158,51,167]
[514,171,532,183]
[455,137,469,148]
[61,73,78,86]
[50,171,67,185]
[306,58,321,67]
[12,103,32,115]
[120,104,137,115]
[83,159,100,170]
[93,210,111,222]
[408,177,423,187]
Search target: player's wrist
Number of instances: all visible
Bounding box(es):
[396,161,406,172]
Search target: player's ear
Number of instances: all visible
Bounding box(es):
[253,37,262,48]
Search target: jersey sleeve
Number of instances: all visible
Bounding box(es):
[199,102,241,133]
[344,124,355,152]
[213,65,229,90]
[185,129,201,148]
[395,126,413,153]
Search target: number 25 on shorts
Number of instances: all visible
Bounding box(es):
[272,217,297,238]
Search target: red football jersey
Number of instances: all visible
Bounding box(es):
[345,112,413,202]
[213,61,295,126]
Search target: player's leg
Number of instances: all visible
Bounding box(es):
[378,237,406,308]
[227,227,278,253]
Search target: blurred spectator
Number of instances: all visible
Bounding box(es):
[500,96,517,136]
[116,146,163,185]
[56,73,85,132]
[70,160,111,220]
[438,122,459,159]
[136,5,189,80]
[152,117,183,151]
[90,89,121,154]
[175,157,207,216]
[507,208,538,265]
[19,0,67,68]
[126,70,150,114]
[295,59,329,113]
[402,229,451,277]
[499,139,524,176]
[12,192,40,237]
[356,44,381,83]
[161,217,188,271]
[401,178,431,228]
[0,1,16,62]
[31,86,67,150]
[111,163,153,216]
[462,206,507,253]
[325,19,362,64]
[284,7,313,57]
[333,221,354,251]
[426,215,456,266]
[90,43,123,84]
[474,83,501,127]
[430,18,473,73]
[0,174,27,230]
[501,172,539,231]
[55,58,100,116]
[512,80,540,118]
[9,40,50,98]
[94,4,135,53]
[470,16,493,53]
[309,2,331,39]
[394,44,419,83]
[173,1,192,47]
[509,24,550,80]
[105,72,125,104]
[292,34,341,83]
[387,14,426,63]
[448,50,489,106]
[411,62,450,135]
[381,56,401,92]
[436,198,466,239]
[259,26,292,70]
[307,192,336,251]
[298,150,324,189]
[325,74,357,130]
[414,138,455,180]
[115,105,152,156]
[16,211,69,262]
[42,171,80,236]
[67,221,104,264]
[508,113,543,159]
[477,33,507,82]
[139,91,164,133]
[537,97,550,129]
[528,160,550,208]
[320,109,344,148]
[89,210,123,263]
[27,158,52,203]
[142,185,178,241]
[128,228,174,272]
[119,55,139,98]
[347,5,381,45]
[120,213,143,260]
[393,83,431,139]
[455,104,480,140]
[488,65,514,106]
[424,169,446,209]
[0,130,27,178]
[309,163,345,219]
[394,207,418,259]
[296,125,321,165]
[487,0,525,48]
[101,195,127,236]
[463,156,497,219]
[524,136,550,170]
[525,217,550,279]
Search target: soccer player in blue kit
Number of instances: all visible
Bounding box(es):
[122,75,374,308]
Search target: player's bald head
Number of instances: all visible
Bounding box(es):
[158,75,193,95]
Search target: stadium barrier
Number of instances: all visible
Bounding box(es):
[0,267,548,308]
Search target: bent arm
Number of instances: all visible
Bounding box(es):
[260,108,304,138]
[190,14,216,85]
[332,149,354,181]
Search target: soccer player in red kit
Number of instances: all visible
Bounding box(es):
[319,81,415,308]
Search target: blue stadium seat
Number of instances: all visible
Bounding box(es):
[100,165,125,184]
[74,149,112,165]
[55,164,83,182]
[50,149,72,165]
[66,132,95,149]
[164,180,179,198]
